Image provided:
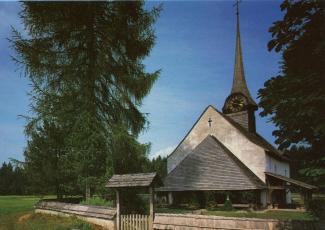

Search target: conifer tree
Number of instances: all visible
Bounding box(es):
[11,1,161,197]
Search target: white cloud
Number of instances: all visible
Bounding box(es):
[149,145,176,160]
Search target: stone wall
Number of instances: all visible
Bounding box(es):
[153,213,325,230]
[34,201,324,230]
[154,213,280,230]
[35,201,116,230]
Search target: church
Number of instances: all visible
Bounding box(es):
[157,5,316,208]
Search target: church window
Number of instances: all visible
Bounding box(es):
[274,164,277,173]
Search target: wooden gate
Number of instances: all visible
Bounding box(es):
[106,173,162,230]
[121,214,150,230]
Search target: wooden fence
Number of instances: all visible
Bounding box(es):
[121,214,150,230]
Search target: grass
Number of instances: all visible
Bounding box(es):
[156,207,316,221]
[80,196,113,207]
[0,196,43,216]
[0,196,102,230]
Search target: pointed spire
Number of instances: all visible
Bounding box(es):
[231,1,257,106]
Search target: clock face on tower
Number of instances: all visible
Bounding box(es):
[224,94,247,113]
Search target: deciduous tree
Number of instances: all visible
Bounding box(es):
[258,0,325,185]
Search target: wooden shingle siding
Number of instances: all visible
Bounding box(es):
[159,135,265,191]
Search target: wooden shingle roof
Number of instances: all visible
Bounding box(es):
[158,135,265,191]
[106,172,161,188]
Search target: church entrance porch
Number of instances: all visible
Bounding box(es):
[157,190,264,211]
[265,172,317,209]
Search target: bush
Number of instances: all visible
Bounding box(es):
[223,198,233,211]
[80,196,112,207]
[206,192,217,210]
[120,189,149,214]
[188,195,200,210]
[308,199,325,219]
[196,191,206,209]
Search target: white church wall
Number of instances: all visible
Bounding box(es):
[265,155,292,204]
[167,106,268,182]
[265,155,290,177]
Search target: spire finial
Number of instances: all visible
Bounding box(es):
[233,0,241,16]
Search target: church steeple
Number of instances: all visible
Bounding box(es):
[222,1,257,132]
[231,1,256,106]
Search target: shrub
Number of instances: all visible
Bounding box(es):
[196,191,206,209]
[206,192,217,210]
[120,189,149,214]
[308,199,325,219]
[80,196,112,207]
[223,198,233,211]
[188,195,200,210]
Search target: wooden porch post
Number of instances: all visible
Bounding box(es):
[168,192,173,205]
[149,186,154,230]
[267,189,274,209]
[116,189,120,230]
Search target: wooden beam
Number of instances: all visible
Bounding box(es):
[268,186,286,190]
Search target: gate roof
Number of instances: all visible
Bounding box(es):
[106,172,162,188]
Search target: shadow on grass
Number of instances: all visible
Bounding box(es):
[1,213,102,230]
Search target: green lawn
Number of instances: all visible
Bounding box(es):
[0,196,101,230]
[157,207,316,221]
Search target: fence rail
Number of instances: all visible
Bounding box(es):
[121,214,150,230]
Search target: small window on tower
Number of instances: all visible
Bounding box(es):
[274,165,277,173]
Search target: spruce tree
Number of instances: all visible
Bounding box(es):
[11,1,161,197]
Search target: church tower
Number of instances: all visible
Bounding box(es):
[222,3,258,132]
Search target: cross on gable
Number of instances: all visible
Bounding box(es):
[208,118,212,127]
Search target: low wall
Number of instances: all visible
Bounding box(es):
[153,213,325,230]
[35,201,116,230]
[35,202,324,230]
[154,213,279,230]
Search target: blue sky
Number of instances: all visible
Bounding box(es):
[0,1,284,163]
